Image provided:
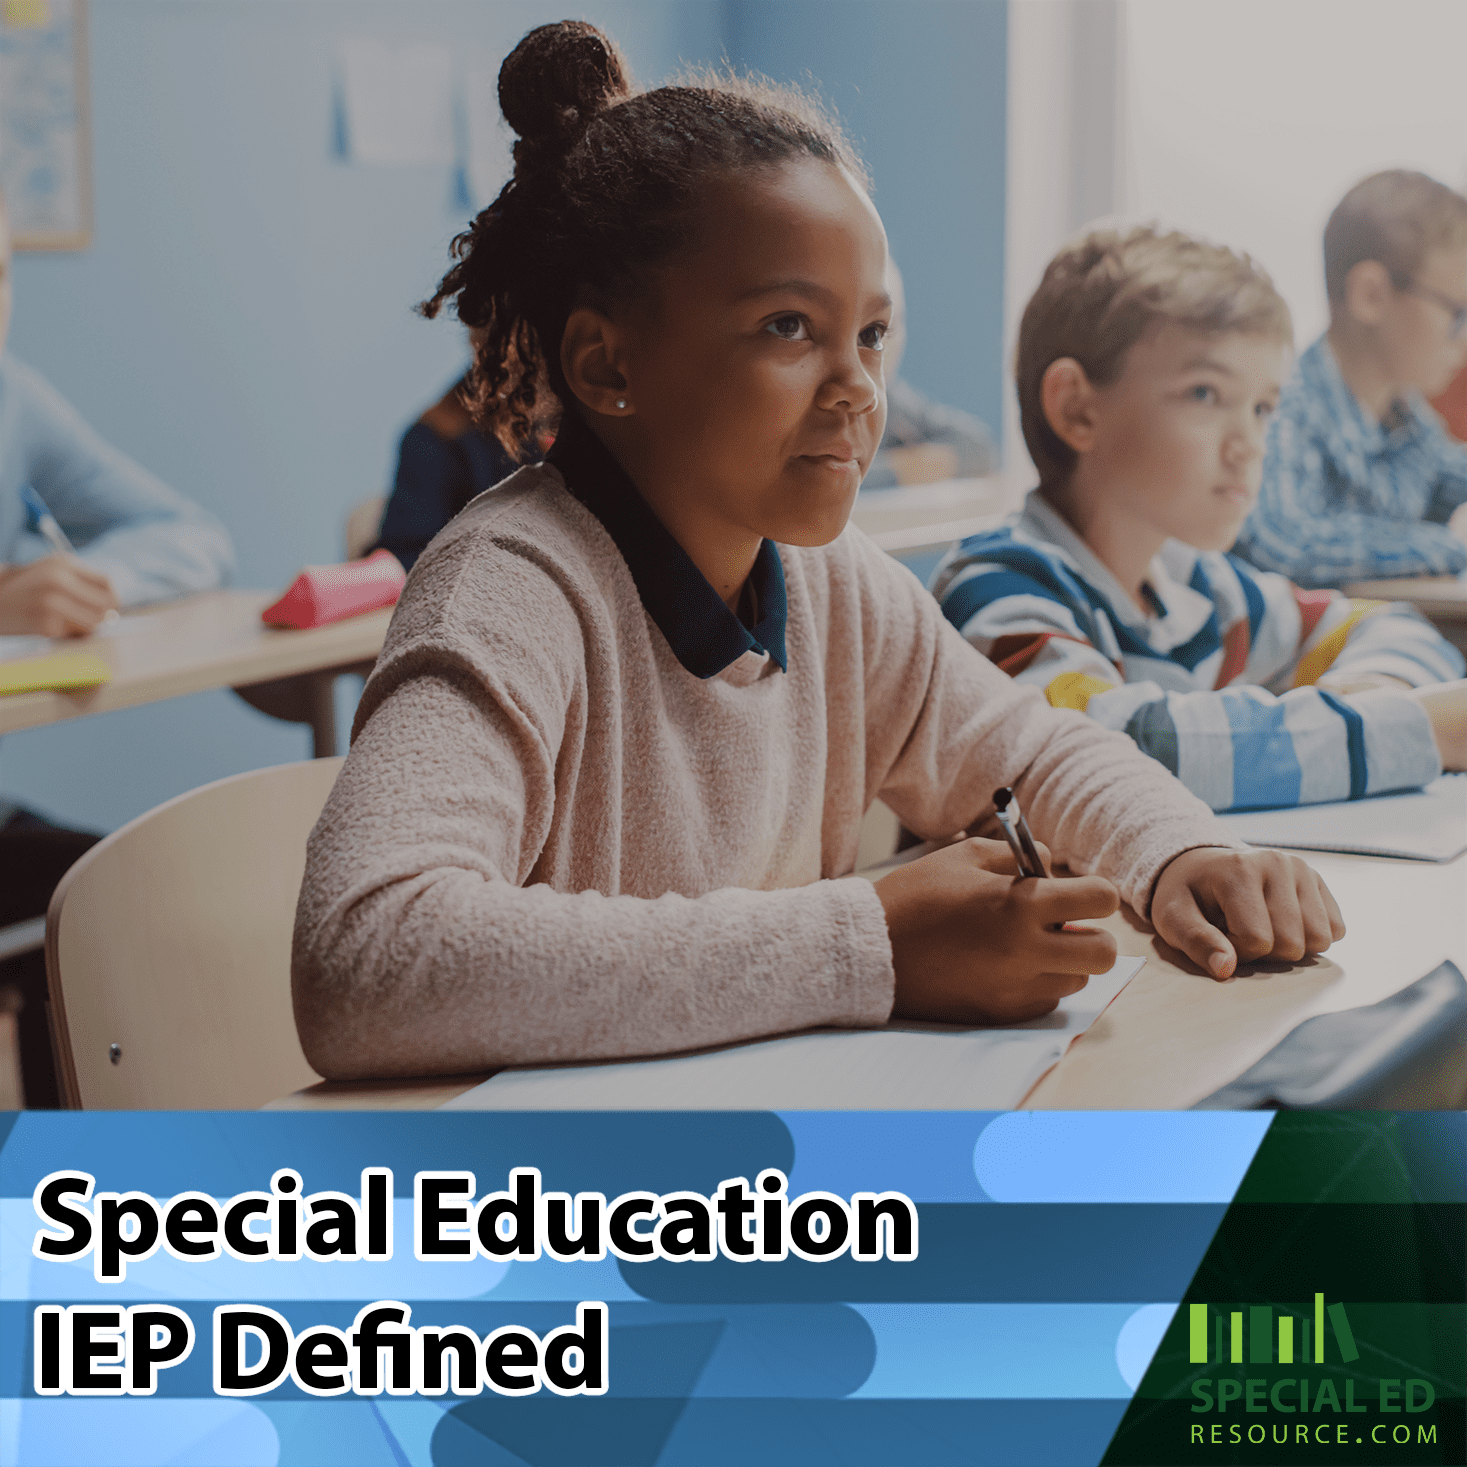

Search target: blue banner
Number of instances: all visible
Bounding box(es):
[1,1109,1288,1465]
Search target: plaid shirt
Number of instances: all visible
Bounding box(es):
[932,492,1459,812]
[1234,335,1467,586]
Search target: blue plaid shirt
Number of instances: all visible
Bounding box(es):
[1234,335,1467,586]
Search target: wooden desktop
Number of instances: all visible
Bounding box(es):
[0,589,391,744]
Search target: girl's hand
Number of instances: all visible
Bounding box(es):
[1150,847,1345,980]
[874,836,1120,1025]
[0,555,118,637]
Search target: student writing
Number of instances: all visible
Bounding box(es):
[292,23,1343,1083]
[0,197,233,636]
[932,227,1467,813]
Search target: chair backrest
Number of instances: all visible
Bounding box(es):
[344,494,387,561]
[45,758,344,1109]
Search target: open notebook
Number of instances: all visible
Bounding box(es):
[1216,774,1467,862]
[442,955,1145,1111]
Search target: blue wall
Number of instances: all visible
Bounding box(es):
[5,0,1005,833]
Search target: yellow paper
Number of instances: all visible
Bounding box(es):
[0,651,111,695]
[2,0,52,28]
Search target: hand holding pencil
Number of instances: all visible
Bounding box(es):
[1,487,119,637]
[0,555,118,637]
[874,808,1120,1025]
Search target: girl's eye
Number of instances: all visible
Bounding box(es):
[1188,384,1218,404]
[765,314,810,342]
[1255,400,1277,419]
[859,323,887,351]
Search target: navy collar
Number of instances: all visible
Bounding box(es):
[547,413,787,678]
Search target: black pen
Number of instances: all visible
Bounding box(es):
[992,787,1046,878]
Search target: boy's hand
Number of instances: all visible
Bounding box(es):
[0,555,118,637]
[1404,678,1467,770]
[1150,848,1345,980]
[874,836,1120,1024]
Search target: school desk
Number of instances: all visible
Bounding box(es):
[0,590,391,750]
[270,844,1465,1112]
[1346,573,1467,657]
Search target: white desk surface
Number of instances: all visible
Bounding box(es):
[273,847,1464,1113]
[0,590,391,735]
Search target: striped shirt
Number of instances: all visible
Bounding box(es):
[932,492,1459,811]
[1234,335,1467,586]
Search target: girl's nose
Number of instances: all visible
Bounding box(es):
[819,350,881,415]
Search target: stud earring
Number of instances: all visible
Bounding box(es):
[615,398,627,410]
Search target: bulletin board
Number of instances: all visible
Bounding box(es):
[0,0,91,250]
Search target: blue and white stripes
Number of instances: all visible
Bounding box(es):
[931,492,1458,812]
[1234,335,1467,586]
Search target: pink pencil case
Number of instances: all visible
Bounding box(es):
[261,548,407,629]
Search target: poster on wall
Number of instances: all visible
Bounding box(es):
[0,0,91,251]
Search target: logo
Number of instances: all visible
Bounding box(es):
[1183,1293,1439,1452]
[1188,1293,1357,1366]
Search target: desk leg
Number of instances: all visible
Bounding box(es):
[232,661,375,759]
[304,672,337,759]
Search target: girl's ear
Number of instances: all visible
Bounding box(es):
[561,306,634,416]
[1039,357,1099,455]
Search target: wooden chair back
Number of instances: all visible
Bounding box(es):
[45,758,343,1109]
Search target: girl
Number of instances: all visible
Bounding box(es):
[293,20,1343,1082]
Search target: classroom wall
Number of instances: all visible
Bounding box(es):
[4,0,1007,833]
[1002,0,1120,474]
[3,0,723,831]
[1117,0,1467,348]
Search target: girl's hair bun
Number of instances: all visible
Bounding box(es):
[498,20,631,165]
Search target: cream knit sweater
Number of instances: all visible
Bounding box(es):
[293,464,1238,1081]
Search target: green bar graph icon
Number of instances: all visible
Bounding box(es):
[1249,1305,1271,1364]
[1187,1296,1352,1368]
[1189,1304,1208,1363]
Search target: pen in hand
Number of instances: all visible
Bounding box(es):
[19,485,120,630]
[21,484,76,558]
[992,787,1047,879]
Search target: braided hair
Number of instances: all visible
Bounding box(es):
[420,20,867,453]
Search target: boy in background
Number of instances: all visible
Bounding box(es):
[932,226,1465,813]
[1234,170,1467,585]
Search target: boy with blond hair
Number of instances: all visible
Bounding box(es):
[1235,170,1467,584]
[932,225,1466,812]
